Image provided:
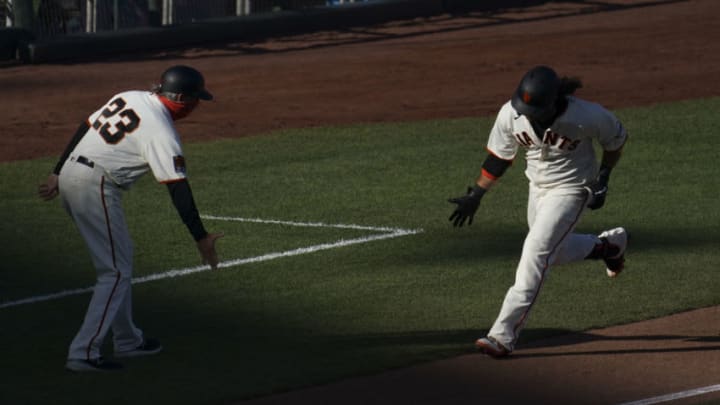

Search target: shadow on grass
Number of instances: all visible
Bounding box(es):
[419,220,720,262]
[617,225,720,251]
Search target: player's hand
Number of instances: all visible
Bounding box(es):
[584,181,608,210]
[38,174,60,201]
[197,232,224,269]
[448,186,486,227]
[585,166,612,210]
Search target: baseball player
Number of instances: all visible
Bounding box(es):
[38,65,223,372]
[448,65,628,358]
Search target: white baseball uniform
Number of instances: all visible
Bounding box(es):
[60,90,188,361]
[484,96,627,351]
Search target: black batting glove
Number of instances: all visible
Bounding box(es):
[585,166,612,210]
[448,185,486,227]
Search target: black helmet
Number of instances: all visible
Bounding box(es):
[511,66,560,121]
[158,65,213,101]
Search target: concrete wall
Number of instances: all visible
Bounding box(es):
[3,0,545,64]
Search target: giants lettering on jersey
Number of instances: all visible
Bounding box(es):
[514,130,581,151]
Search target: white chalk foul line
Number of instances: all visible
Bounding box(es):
[617,384,720,405]
[0,216,422,310]
[201,215,405,233]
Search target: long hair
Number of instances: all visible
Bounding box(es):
[559,76,583,96]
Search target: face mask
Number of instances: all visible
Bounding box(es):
[528,104,557,128]
[158,95,199,121]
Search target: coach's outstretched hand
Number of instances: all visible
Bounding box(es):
[448,185,486,227]
[197,232,224,269]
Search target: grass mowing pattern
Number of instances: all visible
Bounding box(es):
[0,98,718,404]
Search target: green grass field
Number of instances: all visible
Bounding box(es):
[1,98,718,404]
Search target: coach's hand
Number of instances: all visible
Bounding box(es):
[197,232,224,269]
[448,185,486,227]
[38,174,60,201]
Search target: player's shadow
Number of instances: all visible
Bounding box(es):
[297,326,720,362]
[509,329,720,359]
[413,220,720,268]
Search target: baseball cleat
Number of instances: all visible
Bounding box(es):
[475,336,511,359]
[598,227,627,278]
[65,357,123,372]
[114,337,163,358]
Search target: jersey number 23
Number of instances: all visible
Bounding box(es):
[92,97,141,144]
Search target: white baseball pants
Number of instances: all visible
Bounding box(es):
[488,183,600,351]
[60,156,143,361]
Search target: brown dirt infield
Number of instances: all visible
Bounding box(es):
[240,306,720,405]
[1,0,718,403]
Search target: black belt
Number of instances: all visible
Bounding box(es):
[77,155,95,168]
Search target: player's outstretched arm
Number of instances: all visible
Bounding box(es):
[448,153,510,227]
[448,185,487,227]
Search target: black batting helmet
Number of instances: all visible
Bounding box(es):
[511,66,560,121]
[157,65,213,101]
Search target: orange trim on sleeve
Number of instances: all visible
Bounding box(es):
[160,178,187,185]
[481,168,498,181]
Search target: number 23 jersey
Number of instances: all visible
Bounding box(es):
[72,90,188,188]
